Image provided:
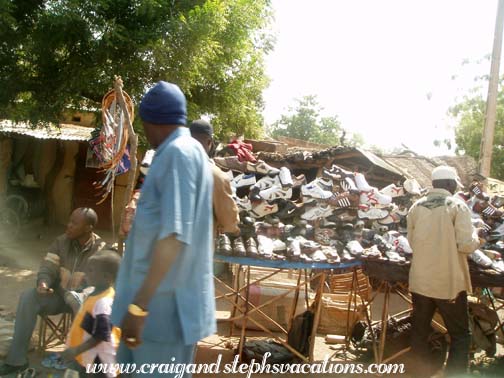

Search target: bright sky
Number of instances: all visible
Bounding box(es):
[263,0,501,156]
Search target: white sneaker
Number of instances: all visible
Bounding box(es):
[358,208,390,220]
[346,240,364,257]
[301,203,333,220]
[272,238,287,252]
[404,178,423,196]
[250,201,279,218]
[492,259,504,273]
[340,177,358,191]
[252,175,280,191]
[279,167,293,188]
[231,173,256,188]
[257,235,274,258]
[259,185,292,201]
[354,173,373,192]
[470,249,493,268]
[234,196,252,211]
[385,250,405,263]
[301,183,333,199]
[313,177,334,192]
[396,235,412,254]
[360,189,392,206]
[380,183,405,198]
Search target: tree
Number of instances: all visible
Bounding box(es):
[449,79,504,179]
[0,0,273,139]
[269,95,363,147]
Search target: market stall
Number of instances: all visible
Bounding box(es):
[212,141,504,365]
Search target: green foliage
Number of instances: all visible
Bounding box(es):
[269,95,363,147]
[450,80,504,179]
[0,0,273,139]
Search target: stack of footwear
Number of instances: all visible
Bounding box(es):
[213,154,504,275]
[456,179,504,275]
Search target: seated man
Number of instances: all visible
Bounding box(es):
[0,207,107,375]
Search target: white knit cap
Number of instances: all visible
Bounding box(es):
[431,165,464,187]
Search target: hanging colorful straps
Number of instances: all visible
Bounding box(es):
[91,88,135,204]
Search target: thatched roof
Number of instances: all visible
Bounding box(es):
[379,153,478,188]
[254,142,479,189]
[256,146,404,186]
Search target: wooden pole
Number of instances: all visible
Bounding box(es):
[479,0,504,177]
[113,76,138,254]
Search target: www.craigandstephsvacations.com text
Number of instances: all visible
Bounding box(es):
[85,353,406,377]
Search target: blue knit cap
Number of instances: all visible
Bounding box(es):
[139,81,187,125]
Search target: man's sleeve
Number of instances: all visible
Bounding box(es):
[213,166,240,235]
[156,150,198,245]
[37,238,62,287]
[454,203,480,254]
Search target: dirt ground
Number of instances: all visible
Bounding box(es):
[0,220,503,377]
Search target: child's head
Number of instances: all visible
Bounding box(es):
[85,250,121,288]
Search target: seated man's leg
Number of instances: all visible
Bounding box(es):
[4,287,68,367]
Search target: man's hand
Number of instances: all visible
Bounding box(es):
[121,312,146,349]
[60,347,77,363]
[36,281,54,295]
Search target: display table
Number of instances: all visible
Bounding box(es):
[361,259,504,364]
[213,254,362,362]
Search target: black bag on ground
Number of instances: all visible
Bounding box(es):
[287,310,314,357]
[242,339,294,364]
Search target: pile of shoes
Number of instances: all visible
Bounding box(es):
[458,180,504,275]
[214,158,421,266]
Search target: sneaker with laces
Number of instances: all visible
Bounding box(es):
[252,175,281,191]
[346,240,364,257]
[380,183,405,198]
[326,164,354,179]
[326,191,359,209]
[469,181,490,201]
[292,174,307,188]
[313,177,334,192]
[358,208,389,220]
[354,173,373,192]
[473,200,503,218]
[250,201,279,218]
[385,249,406,264]
[257,235,274,259]
[403,178,423,196]
[246,160,280,176]
[470,249,493,268]
[279,167,294,188]
[214,156,248,172]
[339,177,358,191]
[301,203,333,220]
[259,185,292,201]
[301,183,333,199]
[231,173,256,188]
[491,195,504,208]
[492,259,504,273]
[234,196,252,211]
[359,189,392,207]
[275,200,305,219]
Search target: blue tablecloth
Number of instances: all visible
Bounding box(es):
[214,254,363,270]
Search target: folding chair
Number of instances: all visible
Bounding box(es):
[38,313,73,351]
